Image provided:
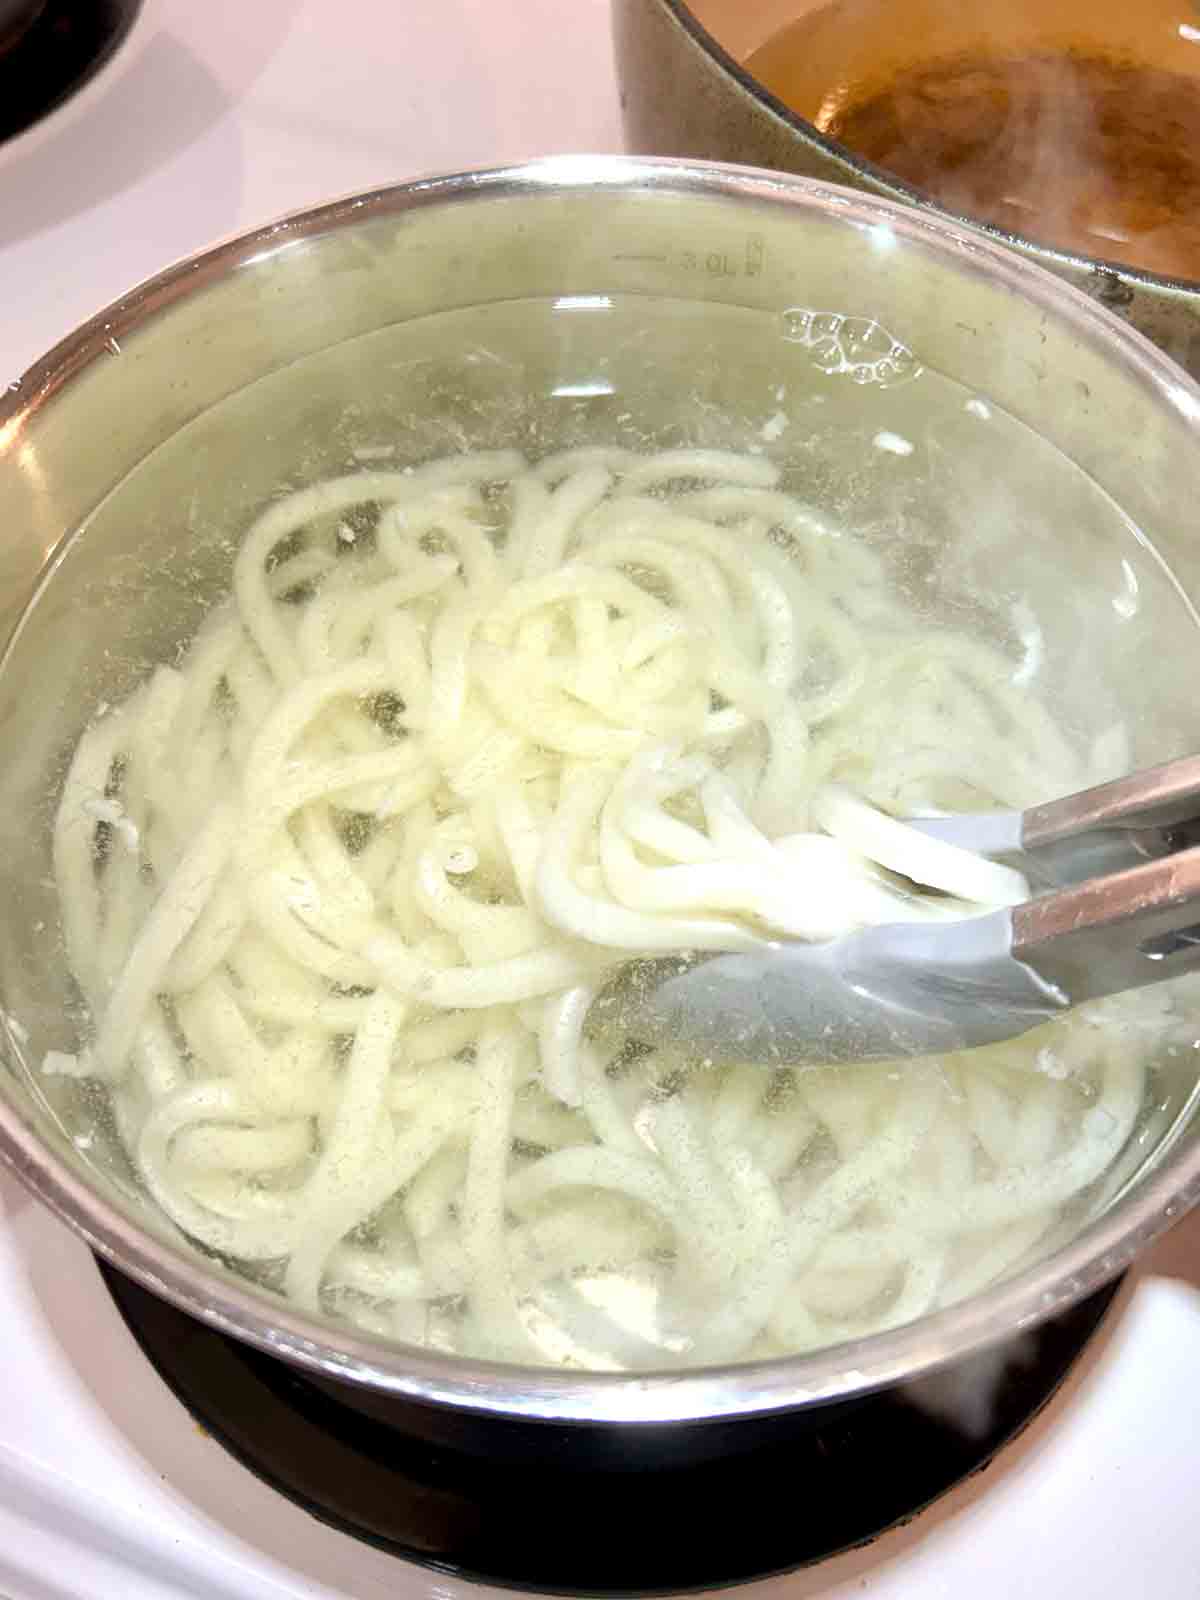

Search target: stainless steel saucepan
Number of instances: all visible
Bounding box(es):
[1,158,1199,1441]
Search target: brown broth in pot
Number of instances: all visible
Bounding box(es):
[745,0,1200,281]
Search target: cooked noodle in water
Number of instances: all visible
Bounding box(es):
[50,447,1170,1367]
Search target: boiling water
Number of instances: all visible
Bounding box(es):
[20,292,1200,1367]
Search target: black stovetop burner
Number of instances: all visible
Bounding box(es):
[98,1260,1121,1595]
[0,0,141,147]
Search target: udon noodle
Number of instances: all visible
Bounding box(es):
[49,446,1168,1368]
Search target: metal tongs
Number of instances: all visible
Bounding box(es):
[594,755,1200,1065]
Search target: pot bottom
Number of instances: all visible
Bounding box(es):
[98,1260,1120,1594]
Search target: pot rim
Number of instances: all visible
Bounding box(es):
[3,153,1200,1424]
[654,0,1200,297]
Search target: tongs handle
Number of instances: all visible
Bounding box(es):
[915,753,1200,888]
[1014,841,1200,1004]
[1024,751,1200,847]
[929,754,1200,1002]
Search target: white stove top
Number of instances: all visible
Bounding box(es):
[2,3,1200,1596]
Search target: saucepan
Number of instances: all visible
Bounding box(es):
[1,159,1199,1469]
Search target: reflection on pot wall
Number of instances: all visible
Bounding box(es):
[613,0,1200,380]
[685,0,825,57]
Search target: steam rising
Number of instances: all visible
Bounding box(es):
[747,4,1200,282]
[829,52,1200,281]
[903,1330,1038,1440]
